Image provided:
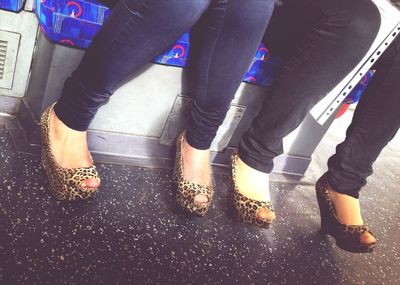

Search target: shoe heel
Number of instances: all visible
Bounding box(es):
[315,176,335,234]
[319,213,333,235]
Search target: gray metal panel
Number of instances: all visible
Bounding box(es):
[0,10,38,99]
[285,113,336,158]
[88,130,173,161]
[25,35,84,117]
[226,83,269,147]
[17,99,41,146]
[90,64,183,136]
[159,95,191,146]
[39,44,84,111]
[159,95,246,152]
[25,31,56,118]
[10,103,312,175]
[0,95,20,114]
[210,104,245,151]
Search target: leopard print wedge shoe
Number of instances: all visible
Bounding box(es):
[40,103,100,201]
[316,174,376,253]
[174,133,213,217]
[231,151,274,228]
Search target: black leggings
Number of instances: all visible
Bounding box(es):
[54,0,274,150]
[239,0,400,198]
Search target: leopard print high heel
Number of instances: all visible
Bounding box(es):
[40,103,100,201]
[231,151,274,228]
[316,174,376,253]
[174,133,213,217]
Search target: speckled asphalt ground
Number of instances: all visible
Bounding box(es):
[1,117,399,285]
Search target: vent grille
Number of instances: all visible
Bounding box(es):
[0,40,6,80]
[0,30,21,90]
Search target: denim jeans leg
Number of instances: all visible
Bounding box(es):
[54,0,210,131]
[238,0,380,173]
[185,0,275,149]
[327,36,400,198]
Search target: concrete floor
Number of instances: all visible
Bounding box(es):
[0,111,399,285]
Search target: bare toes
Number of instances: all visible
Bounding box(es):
[256,208,275,221]
[361,232,376,245]
[81,178,101,189]
[194,194,209,205]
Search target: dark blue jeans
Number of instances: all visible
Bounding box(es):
[239,0,400,198]
[54,0,274,149]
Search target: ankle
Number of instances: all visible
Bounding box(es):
[327,187,364,226]
[237,157,269,183]
[51,110,86,140]
[235,156,270,202]
[48,110,93,169]
[182,137,210,158]
[180,135,211,186]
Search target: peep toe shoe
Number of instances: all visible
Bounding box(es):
[316,174,376,253]
[40,103,100,201]
[174,133,213,216]
[231,151,274,228]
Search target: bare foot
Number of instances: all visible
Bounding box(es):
[327,185,376,245]
[181,135,211,205]
[235,156,275,221]
[49,109,100,189]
